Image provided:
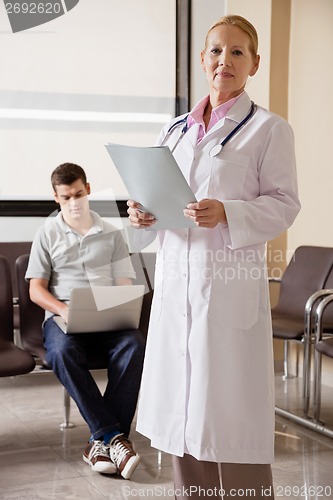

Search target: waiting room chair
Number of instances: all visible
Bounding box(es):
[15,252,155,428]
[15,255,48,366]
[0,255,35,377]
[271,246,333,415]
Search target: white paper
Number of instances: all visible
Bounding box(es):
[105,143,197,230]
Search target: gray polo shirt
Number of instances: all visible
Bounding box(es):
[26,210,136,320]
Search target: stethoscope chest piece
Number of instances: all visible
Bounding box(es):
[209,144,223,157]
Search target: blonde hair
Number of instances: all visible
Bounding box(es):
[204,15,258,59]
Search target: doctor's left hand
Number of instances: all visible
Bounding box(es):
[184,198,227,228]
[127,199,156,229]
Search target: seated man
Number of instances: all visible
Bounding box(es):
[26,163,145,480]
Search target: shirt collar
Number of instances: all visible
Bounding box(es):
[55,210,103,235]
[187,92,245,129]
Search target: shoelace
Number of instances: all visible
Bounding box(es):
[110,438,133,465]
[89,441,110,460]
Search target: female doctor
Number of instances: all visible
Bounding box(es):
[128,14,300,499]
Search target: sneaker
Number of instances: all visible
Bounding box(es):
[83,440,117,474]
[109,434,141,479]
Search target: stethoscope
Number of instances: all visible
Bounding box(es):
[162,101,257,157]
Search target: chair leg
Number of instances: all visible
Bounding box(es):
[302,336,312,417]
[59,388,75,429]
[157,450,162,467]
[295,344,299,377]
[313,349,323,424]
[282,341,297,380]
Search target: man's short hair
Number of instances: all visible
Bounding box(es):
[51,163,87,191]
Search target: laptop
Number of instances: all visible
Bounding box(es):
[53,285,145,334]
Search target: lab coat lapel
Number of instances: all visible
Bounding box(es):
[182,122,199,152]
[224,92,252,123]
[173,123,199,182]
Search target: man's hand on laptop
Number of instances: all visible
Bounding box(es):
[58,303,69,324]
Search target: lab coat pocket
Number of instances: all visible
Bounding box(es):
[210,151,249,199]
[219,261,260,330]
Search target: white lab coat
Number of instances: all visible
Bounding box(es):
[135,92,300,463]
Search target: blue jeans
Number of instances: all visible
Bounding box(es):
[43,317,145,439]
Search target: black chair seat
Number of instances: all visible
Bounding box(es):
[0,340,35,377]
[271,313,305,340]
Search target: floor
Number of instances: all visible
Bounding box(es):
[0,370,333,500]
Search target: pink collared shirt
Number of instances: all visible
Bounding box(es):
[187,93,243,144]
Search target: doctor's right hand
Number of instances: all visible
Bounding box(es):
[127,200,156,229]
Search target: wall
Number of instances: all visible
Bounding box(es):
[0,0,176,198]
[288,0,333,251]
[287,0,333,385]
[191,0,271,109]
[191,0,227,107]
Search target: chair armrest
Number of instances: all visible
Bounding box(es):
[315,293,333,342]
[304,289,333,343]
[305,288,333,316]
